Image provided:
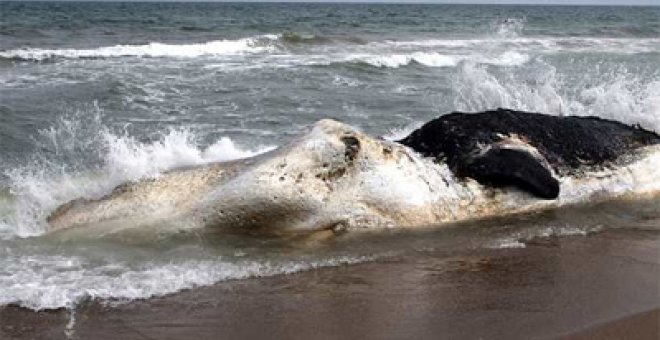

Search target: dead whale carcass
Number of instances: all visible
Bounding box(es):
[46,109,660,233]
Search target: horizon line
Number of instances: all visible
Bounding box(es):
[2,0,659,6]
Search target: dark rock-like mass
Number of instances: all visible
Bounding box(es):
[398,108,659,199]
[463,147,560,199]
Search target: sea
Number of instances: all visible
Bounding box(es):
[0,2,659,311]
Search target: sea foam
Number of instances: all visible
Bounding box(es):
[452,60,660,132]
[0,252,372,310]
[0,107,274,238]
[379,37,660,55]
[345,51,529,69]
[487,224,603,249]
[0,35,279,61]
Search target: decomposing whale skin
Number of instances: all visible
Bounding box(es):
[47,110,660,233]
[399,108,660,199]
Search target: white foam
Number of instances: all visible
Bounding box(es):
[489,238,527,249]
[3,35,658,66]
[332,75,362,88]
[480,50,530,67]
[379,37,660,54]
[452,61,563,115]
[347,51,529,69]
[574,79,660,132]
[452,61,660,132]
[103,130,274,182]
[382,121,424,141]
[487,224,603,249]
[1,108,274,238]
[0,35,278,61]
[0,253,372,310]
[352,52,460,68]
[493,17,526,38]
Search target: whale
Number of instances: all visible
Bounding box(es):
[46,109,660,234]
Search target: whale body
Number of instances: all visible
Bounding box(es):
[399,109,660,199]
[46,109,660,233]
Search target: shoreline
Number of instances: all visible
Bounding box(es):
[560,308,659,340]
[2,228,658,340]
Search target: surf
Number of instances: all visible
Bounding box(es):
[0,35,280,62]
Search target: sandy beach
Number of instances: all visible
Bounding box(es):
[2,227,658,340]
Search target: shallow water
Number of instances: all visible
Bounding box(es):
[1,193,657,311]
[0,3,658,310]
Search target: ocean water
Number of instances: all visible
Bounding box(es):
[0,2,659,310]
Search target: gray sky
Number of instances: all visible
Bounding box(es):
[16,0,660,4]
[376,0,659,4]
[184,0,657,5]
[138,0,660,5]
[258,0,659,5]
[15,0,660,5]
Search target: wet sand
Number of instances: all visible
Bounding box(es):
[1,228,658,340]
[562,309,658,340]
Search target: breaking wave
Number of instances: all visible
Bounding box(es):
[2,33,657,64]
[0,253,372,310]
[379,37,660,55]
[451,60,660,132]
[0,35,279,61]
[0,106,275,238]
[345,51,529,69]
[0,107,385,312]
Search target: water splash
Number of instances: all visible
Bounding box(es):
[0,106,274,238]
[451,59,660,132]
[493,17,527,38]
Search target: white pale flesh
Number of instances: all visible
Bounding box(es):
[46,119,660,233]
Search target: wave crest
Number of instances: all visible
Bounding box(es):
[451,60,660,132]
[347,51,529,69]
[0,35,279,61]
[0,106,274,238]
[0,253,372,310]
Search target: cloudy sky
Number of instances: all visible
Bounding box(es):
[166,0,656,5]
[22,0,659,4]
[138,0,658,5]
[369,0,658,4]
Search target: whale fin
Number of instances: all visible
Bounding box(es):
[463,147,560,199]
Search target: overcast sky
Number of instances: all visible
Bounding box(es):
[253,0,660,3]
[13,0,659,4]
[13,0,659,5]
[360,0,659,4]
[178,0,656,5]
[374,0,658,4]
[246,0,659,4]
